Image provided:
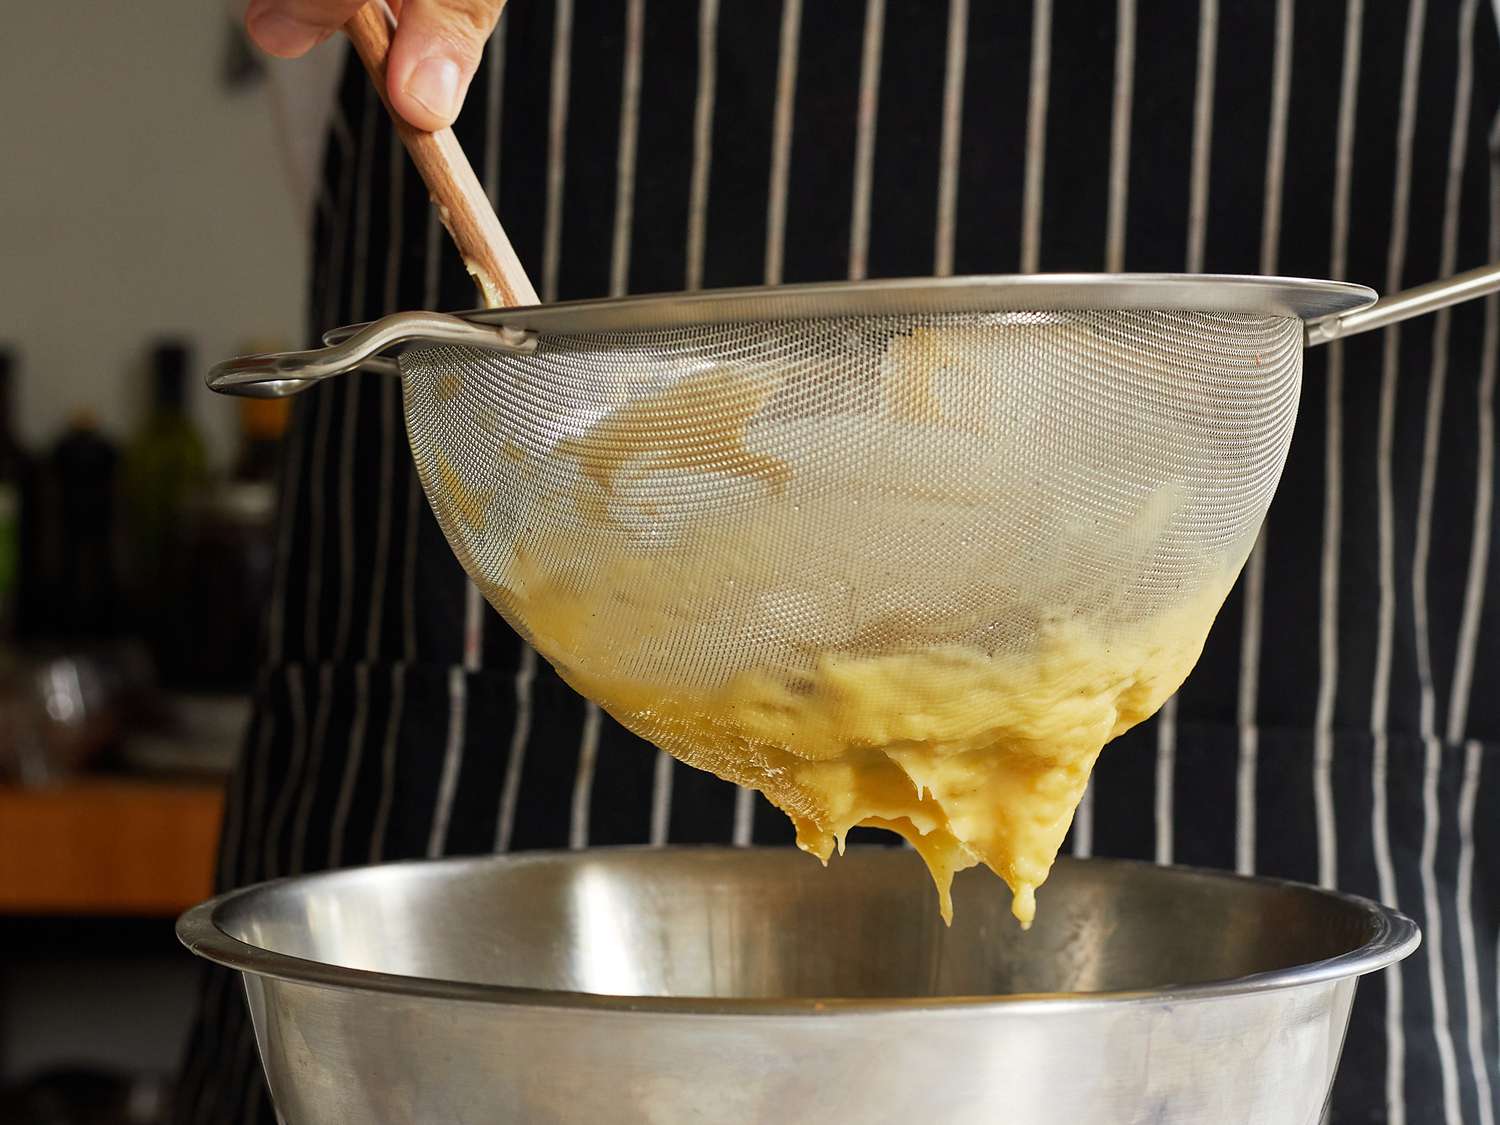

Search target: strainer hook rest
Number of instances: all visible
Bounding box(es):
[205,311,536,398]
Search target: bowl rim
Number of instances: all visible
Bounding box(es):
[320,273,1378,345]
[176,848,1418,1016]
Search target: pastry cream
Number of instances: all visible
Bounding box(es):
[492,539,1227,925]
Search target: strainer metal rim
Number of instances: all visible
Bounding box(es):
[323,273,1377,345]
[177,848,1417,1016]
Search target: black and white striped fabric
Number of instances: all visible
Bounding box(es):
[176,3,1500,1121]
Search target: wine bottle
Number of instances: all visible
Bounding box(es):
[45,412,120,638]
[122,341,208,682]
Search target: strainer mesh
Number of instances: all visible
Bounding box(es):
[401,309,1301,692]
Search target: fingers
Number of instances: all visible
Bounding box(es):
[244,0,368,57]
[244,0,505,131]
[385,0,507,131]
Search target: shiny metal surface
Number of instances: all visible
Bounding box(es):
[205,311,533,398]
[1305,259,1500,345]
[207,274,1376,394]
[179,849,1417,1125]
[385,272,1378,335]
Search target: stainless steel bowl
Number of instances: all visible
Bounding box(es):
[177,848,1417,1124]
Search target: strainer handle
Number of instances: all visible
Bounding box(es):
[1306,260,1500,346]
[205,312,536,398]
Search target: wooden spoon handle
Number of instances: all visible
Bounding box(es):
[344,3,538,309]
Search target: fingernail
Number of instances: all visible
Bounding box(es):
[405,56,463,122]
[247,10,324,57]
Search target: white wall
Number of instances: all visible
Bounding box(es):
[0,2,337,463]
[0,9,344,1089]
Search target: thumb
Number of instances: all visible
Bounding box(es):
[386,0,506,131]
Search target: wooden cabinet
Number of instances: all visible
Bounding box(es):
[0,780,224,915]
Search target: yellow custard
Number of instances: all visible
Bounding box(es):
[482,517,1229,925]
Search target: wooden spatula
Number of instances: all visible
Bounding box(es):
[343,2,538,309]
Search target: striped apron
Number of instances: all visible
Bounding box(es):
[175,3,1500,1121]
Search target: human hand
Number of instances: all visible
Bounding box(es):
[244,0,505,131]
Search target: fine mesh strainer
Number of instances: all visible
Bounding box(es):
[209,268,1500,696]
[229,1,1500,723]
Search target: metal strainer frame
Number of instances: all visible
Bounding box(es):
[210,273,1391,397]
[206,271,1393,674]
[204,267,1500,866]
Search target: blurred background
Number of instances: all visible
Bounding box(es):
[0,4,330,1120]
